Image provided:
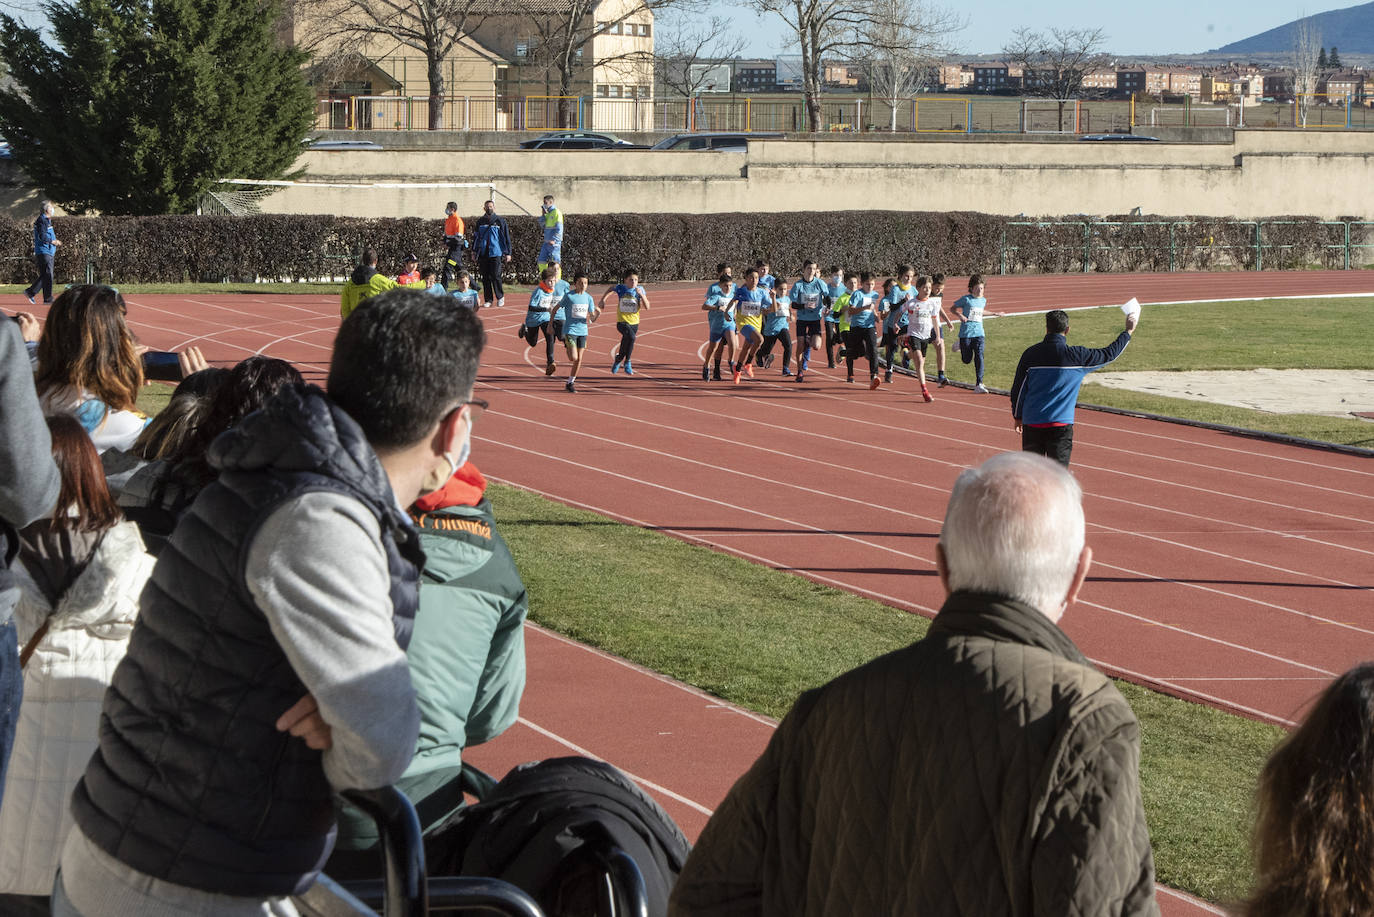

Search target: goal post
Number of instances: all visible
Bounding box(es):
[1021,99,1082,134]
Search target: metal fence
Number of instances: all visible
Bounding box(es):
[313,93,1374,134]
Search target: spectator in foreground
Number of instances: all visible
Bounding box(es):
[473,199,512,308]
[669,452,1158,917]
[1245,662,1374,917]
[340,247,398,319]
[330,458,527,875]
[0,320,61,809]
[1009,308,1137,468]
[0,415,155,911]
[101,366,232,496]
[55,288,487,917]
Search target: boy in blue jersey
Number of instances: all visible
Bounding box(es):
[790,260,828,382]
[824,265,845,367]
[930,273,953,387]
[845,272,882,390]
[731,268,770,384]
[951,274,1003,393]
[901,276,943,403]
[448,271,479,310]
[600,269,651,375]
[545,259,570,343]
[755,260,775,290]
[559,271,599,393]
[701,269,737,382]
[421,268,446,296]
[521,265,563,376]
[758,277,794,375]
[881,265,916,382]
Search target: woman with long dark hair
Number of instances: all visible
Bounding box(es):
[1247,662,1374,917]
[0,415,153,909]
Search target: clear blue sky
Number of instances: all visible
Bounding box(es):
[712,0,1348,57]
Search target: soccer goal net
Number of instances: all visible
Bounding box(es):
[1021,99,1082,134]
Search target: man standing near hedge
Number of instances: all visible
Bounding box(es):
[23,201,60,306]
[474,200,512,308]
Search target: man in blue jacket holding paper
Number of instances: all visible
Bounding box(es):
[1010,307,1139,467]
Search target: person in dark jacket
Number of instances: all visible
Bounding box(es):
[1009,308,1138,467]
[23,202,60,306]
[473,200,512,308]
[670,452,1158,917]
[54,288,487,917]
[340,248,399,319]
[0,320,61,807]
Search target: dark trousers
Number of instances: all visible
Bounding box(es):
[844,327,878,378]
[0,621,19,803]
[759,329,792,368]
[1022,424,1074,467]
[522,320,557,363]
[441,242,464,287]
[960,336,986,383]
[478,256,504,303]
[824,321,841,364]
[24,253,53,303]
[614,321,639,364]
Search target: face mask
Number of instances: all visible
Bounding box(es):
[417,413,472,496]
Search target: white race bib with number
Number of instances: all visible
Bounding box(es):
[741,299,762,317]
[570,300,589,320]
[775,298,790,318]
[802,292,820,308]
[967,306,984,324]
[618,294,639,314]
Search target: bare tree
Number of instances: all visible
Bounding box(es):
[295,0,486,130]
[654,12,746,99]
[1003,26,1109,131]
[1292,16,1321,127]
[752,0,871,132]
[853,0,962,131]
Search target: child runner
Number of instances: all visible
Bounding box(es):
[448,271,479,310]
[559,271,599,393]
[901,276,939,403]
[929,272,953,387]
[755,259,776,290]
[731,268,769,384]
[701,269,736,382]
[545,259,569,344]
[707,263,733,379]
[824,265,846,367]
[878,278,904,384]
[396,253,422,286]
[882,265,917,381]
[845,272,882,390]
[790,259,827,382]
[951,273,1002,393]
[758,277,794,375]
[601,269,651,375]
[420,268,446,296]
[521,265,563,376]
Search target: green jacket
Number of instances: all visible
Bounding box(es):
[670,591,1158,917]
[336,493,528,849]
[340,266,398,319]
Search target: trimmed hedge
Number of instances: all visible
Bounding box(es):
[3,212,1362,285]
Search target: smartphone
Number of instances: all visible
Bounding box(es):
[142,350,181,382]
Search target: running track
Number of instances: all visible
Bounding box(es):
[32,271,1374,916]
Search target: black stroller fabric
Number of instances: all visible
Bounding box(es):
[429,756,692,917]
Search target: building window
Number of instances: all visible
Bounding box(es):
[595,84,608,97]
[638,23,651,36]
[514,40,529,59]
[607,84,621,97]
[606,21,621,34]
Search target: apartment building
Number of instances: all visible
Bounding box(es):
[972,62,1022,93]
[734,59,777,92]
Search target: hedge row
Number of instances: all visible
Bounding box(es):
[3,212,1364,285]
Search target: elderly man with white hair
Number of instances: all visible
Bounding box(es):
[670,452,1159,917]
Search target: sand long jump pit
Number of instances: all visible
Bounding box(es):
[1089,369,1374,420]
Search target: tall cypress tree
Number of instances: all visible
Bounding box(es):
[1329,46,1342,69]
[1318,46,1329,70]
[0,0,314,214]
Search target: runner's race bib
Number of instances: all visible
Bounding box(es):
[740,298,762,317]
[619,293,640,314]
[570,300,590,320]
[775,298,790,318]
[967,306,984,324]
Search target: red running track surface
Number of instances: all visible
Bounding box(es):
[30,271,1370,917]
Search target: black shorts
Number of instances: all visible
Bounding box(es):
[796,319,822,339]
[564,334,587,348]
[907,332,935,355]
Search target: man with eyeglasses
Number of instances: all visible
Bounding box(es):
[56,288,487,917]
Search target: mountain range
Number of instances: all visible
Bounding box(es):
[1213,0,1374,54]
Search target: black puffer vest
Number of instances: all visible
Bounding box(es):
[70,384,424,896]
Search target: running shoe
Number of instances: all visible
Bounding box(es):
[781,367,793,376]
[827,361,836,369]
[545,361,557,376]
[763,354,774,369]
[24,293,34,305]
[937,374,948,387]
[516,324,525,339]
[733,367,743,385]
[497,297,505,308]
[884,371,892,384]
[624,361,635,375]
[869,376,881,391]
[795,371,805,382]
[565,380,576,393]
[847,374,855,383]
[702,365,710,381]
[712,366,723,381]
[744,363,754,379]
[974,383,989,394]
[922,387,934,403]
[611,357,622,374]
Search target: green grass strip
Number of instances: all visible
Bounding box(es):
[948,296,1374,447]
[489,480,1281,904]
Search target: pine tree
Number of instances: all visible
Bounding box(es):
[0,0,314,214]
[1329,46,1342,69]
[1318,46,1328,70]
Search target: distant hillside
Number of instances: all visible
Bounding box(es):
[1213,1,1374,54]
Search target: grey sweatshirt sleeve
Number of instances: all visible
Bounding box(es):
[0,320,59,528]
[245,491,420,791]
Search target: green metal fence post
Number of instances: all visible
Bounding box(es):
[1346,220,1351,270]
[1255,222,1263,271]
[1083,222,1090,272]
[999,227,1007,275]
[1168,223,1175,272]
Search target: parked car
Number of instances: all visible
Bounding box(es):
[519,131,640,150]
[649,132,783,151]
[306,139,384,151]
[1078,134,1160,142]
